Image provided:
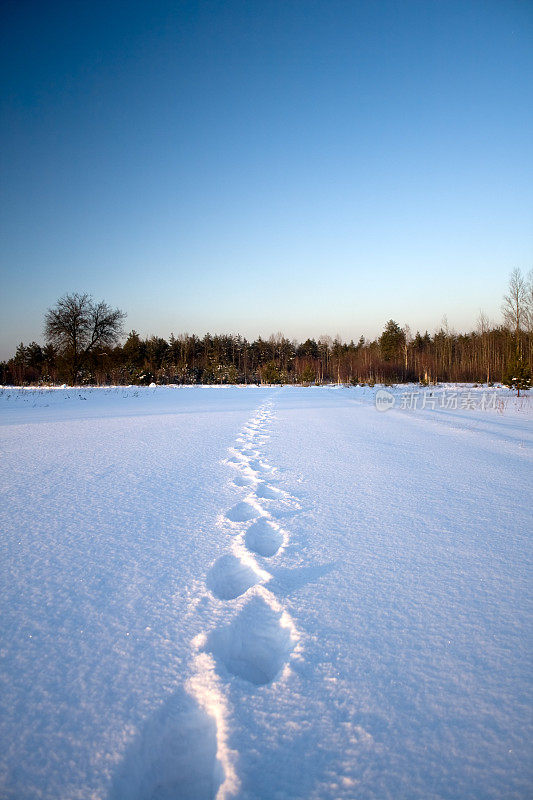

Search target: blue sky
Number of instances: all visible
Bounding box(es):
[1,0,532,358]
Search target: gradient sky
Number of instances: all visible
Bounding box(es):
[1,0,532,359]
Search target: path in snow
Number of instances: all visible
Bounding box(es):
[1,385,531,800]
[111,396,303,799]
[203,400,300,685]
[191,398,302,797]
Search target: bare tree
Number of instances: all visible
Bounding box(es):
[44,293,126,383]
[477,309,491,384]
[402,323,411,371]
[502,268,527,354]
[525,268,533,333]
[318,335,333,383]
[524,269,533,370]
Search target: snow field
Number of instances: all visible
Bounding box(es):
[0,385,531,799]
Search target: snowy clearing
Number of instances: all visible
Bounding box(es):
[0,385,531,799]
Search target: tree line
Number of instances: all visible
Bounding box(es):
[2,269,532,389]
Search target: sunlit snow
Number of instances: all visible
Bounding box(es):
[0,385,531,799]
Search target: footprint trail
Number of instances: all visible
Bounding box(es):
[187,396,305,798]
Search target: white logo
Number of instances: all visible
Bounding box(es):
[375,388,395,412]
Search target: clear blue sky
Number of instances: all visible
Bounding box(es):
[1,0,532,358]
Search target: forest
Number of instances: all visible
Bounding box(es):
[2,269,532,388]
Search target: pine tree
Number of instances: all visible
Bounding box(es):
[300,364,315,384]
[261,361,282,384]
[502,354,531,396]
[379,320,405,362]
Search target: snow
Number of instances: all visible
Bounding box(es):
[0,385,531,799]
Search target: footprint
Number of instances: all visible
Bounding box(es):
[225,501,261,522]
[232,474,255,487]
[207,596,295,686]
[245,518,284,558]
[206,554,262,600]
[240,444,259,454]
[255,482,283,500]
[225,454,246,468]
[108,688,223,800]
[248,458,274,475]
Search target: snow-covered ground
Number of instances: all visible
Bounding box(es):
[0,385,531,799]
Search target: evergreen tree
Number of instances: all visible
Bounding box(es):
[122,330,145,367]
[300,364,315,384]
[379,320,405,362]
[261,361,283,384]
[297,339,319,359]
[26,342,43,370]
[14,342,27,367]
[502,354,531,396]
